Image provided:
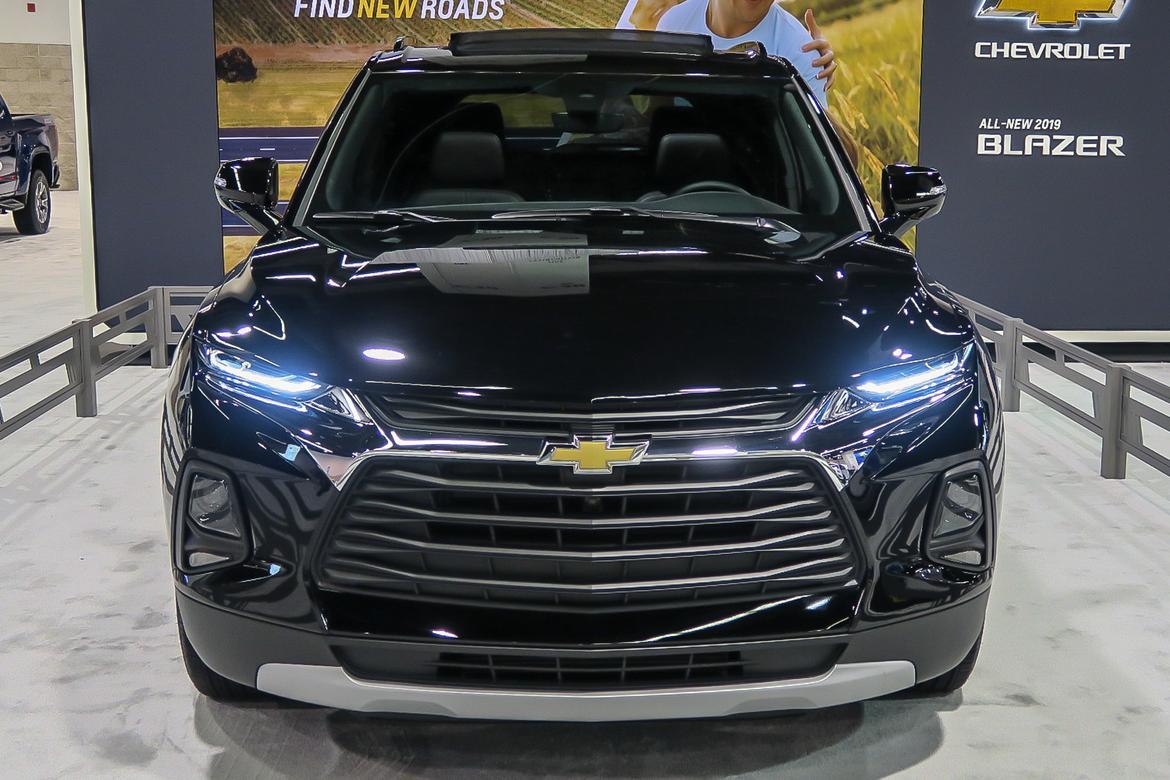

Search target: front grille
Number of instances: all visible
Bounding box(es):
[361,392,814,439]
[313,456,860,612]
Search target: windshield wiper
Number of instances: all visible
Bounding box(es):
[492,206,801,238]
[311,209,457,224]
[313,206,802,242]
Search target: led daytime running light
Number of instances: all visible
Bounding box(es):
[852,345,972,402]
[202,345,323,399]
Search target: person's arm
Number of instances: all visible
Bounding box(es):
[800,59,829,106]
[628,0,685,30]
[768,8,828,106]
[653,1,691,32]
[786,27,829,105]
[828,114,860,170]
[800,10,838,91]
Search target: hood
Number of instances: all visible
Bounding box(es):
[199,222,974,401]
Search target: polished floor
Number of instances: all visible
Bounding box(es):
[2,203,1170,778]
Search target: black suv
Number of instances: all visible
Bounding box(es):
[165,30,1002,720]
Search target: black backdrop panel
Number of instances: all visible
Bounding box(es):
[83,0,223,307]
[917,0,1169,330]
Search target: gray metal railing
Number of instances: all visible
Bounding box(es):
[157,286,215,347]
[956,294,1170,479]
[2,285,1168,481]
[0,286,211,441]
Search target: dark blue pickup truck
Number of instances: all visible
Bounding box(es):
[0,91,60,234]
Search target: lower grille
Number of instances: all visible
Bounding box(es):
[313,456,860,612]
[333,642,846,691]
[436,650,744,687]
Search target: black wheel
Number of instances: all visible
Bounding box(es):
[13,169,51,235]
[177,604,262,702]
[909,632,982,696]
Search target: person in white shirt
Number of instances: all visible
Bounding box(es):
[616,1,837,105]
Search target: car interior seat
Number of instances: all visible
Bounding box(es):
[640,132,738,201]
[407,131,524,207]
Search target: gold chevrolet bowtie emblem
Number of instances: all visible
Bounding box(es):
[979,0,1126,28]
[540,437,648,474]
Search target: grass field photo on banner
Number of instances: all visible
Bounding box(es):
[214,0,922,267]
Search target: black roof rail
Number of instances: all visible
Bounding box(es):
[392,35,407,52]
[737,40,768,59]
[448,29,715,58]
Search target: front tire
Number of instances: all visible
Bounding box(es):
[177,604,262,702]
[13,169,51,235]
[909,632,982,696]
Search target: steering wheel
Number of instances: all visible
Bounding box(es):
[671,180,753,197]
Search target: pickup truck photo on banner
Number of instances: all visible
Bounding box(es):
[214,0,926,268]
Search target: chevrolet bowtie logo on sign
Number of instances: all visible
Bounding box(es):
[539,438,648,474]
[978,0,1128,29]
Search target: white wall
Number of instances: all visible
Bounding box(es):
[0,0,77,188]
[0,0,70,44]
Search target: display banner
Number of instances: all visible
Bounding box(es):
[213,0,926,268]
[917,0,1168,330]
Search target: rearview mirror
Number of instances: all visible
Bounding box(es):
[215,157,280,233]
[879,164,946,238]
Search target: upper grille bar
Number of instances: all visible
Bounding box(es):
[320,551,855,593]
[391,397,802,422]
[362,392,816,439]
[346,497,829,528]
[331,525,846,561]
[361,466,813,494]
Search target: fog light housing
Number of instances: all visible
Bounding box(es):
[174,462,249,573]
[926,464,993,570]
[188,475,241,538]
[938,474,982,535]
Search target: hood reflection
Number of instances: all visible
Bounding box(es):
[369,233,592,297]
[207,220,972,401]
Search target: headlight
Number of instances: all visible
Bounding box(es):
[850,344,974,404]
[797,343,977,466]
[197,341,370,423]
[198,342,324,401]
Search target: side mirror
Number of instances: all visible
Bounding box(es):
[879,164,946,238]
[215,157,280,233]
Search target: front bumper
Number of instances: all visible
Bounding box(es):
[177,588,988,719]
[256,661,915,721]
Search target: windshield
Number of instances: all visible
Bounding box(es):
[302,71,863,242]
